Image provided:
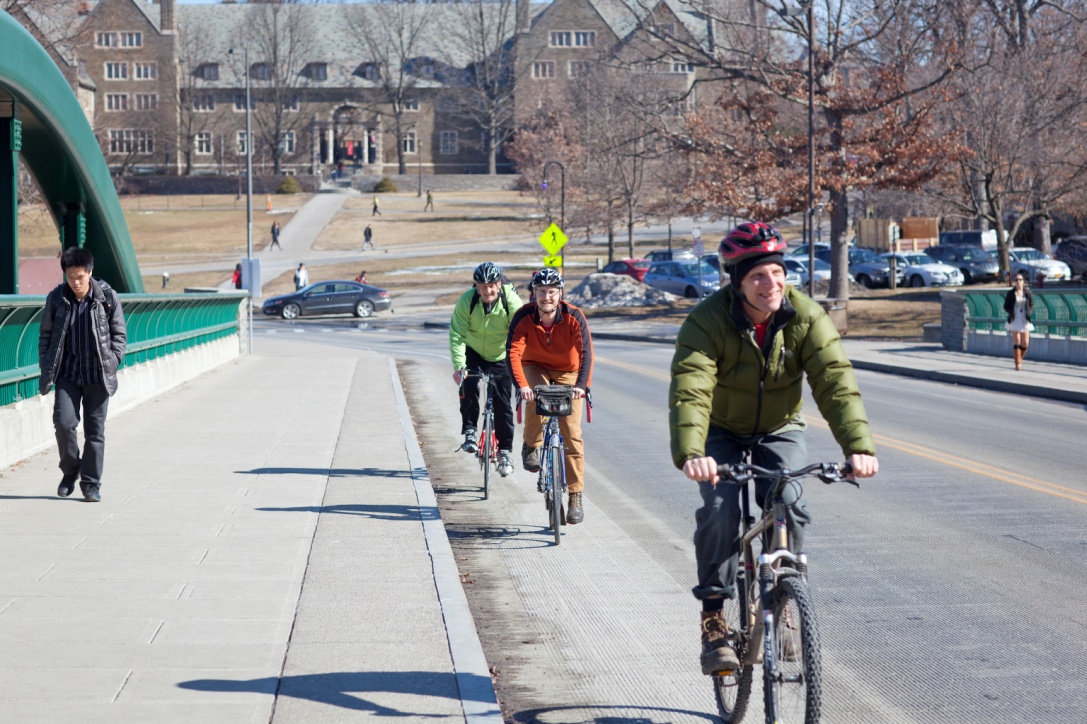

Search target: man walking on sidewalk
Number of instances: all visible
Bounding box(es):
[38,248,127,502]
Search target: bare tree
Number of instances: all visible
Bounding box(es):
[346,1,437,175]
[175,15,221,176]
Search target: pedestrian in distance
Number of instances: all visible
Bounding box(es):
[506,268,594,524]
[355,270,368,284]
[161,271,169,289]
[294,263,309,291]
[1004,271,1035,371]
[424,189,434,212]
[232,263,243,289]
[270,221,282,250]
[668,221,878,675]
[450,262,524,478]
[372,196,381,216]
[38,248,128,503]
[362,225,375,251]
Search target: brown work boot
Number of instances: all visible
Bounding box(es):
[566,492,584,524]
[700,610,740,674]
[521,443,541,473]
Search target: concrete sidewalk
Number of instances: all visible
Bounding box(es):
[0,350,499,722]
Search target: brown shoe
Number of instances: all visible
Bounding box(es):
[566,492,584,524]
[521,444,541,473]
[700,609,740,674]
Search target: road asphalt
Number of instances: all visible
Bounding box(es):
[6,190,1083,721]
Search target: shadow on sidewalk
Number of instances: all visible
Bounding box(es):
[255,503,439,521]
[511,704,717,722]
[236,467,415,479]
[446,523,552,550]
[178,670,499,717]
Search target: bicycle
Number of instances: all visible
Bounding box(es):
[458,370,500,500]
[709,460,857,724]
[516,384,591,545]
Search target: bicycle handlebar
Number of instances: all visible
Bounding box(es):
[513,386,592,423]
[715,461,858,487]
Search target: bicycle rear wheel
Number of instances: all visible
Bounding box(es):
[548,446,563,545]
[481,410,493,500]
[713,596,753,724]
[763,576,821,724]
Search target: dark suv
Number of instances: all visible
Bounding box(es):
[924,245,1000,284]
[1055,237,1087,281]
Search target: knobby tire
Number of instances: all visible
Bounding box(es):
[713,597,753,724]
[549,446,563,545]
[763,576,822,724]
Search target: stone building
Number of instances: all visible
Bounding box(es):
[8,0,721,178]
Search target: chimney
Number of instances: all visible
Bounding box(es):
[516,0,529,34]
[161,0,176,34]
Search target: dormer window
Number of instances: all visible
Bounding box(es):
[355,63,381,81]
[418,61,436,78]
[197,63,220,81]
[251,63,272,81]
[307,63,328,81]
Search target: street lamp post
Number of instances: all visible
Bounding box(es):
[805,0,816,300]
[541,160,566,276]
[230,47,253,354]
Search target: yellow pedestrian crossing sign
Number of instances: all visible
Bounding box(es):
[538,223,568,256]
[543,255,563,268]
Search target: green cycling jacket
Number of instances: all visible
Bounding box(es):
[669,285,875,469]
[449,283,523,369]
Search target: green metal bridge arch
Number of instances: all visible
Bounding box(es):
[1,10,143,293]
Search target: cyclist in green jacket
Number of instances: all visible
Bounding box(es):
[450,262,524,476]
[668,221,879,675]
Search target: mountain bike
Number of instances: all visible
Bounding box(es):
[458,370,499,500]
[517,384,591,545]
[710,460,857,724]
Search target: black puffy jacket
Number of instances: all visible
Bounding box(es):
[38,279,127,396]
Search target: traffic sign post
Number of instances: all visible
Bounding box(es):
[543,255,562,268]
[539,222,568,275]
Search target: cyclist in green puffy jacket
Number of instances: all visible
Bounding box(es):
[668,221,879,676]
[450,262,523,476]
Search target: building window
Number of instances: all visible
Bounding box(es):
[251,63,272,81]
[233,94,255,111]
[568,60,592,78]
[403,130,416,155]
[199,63,219,81]
[236,131,248,154]
[439,130,458,155]
[420,62,436,77]
[532,61,555,79]
[550,31,571,47]
[575,31,596,47]
[120,31,142,48]
[195,131,212,155]
[135,94,157,111]
[96,32,117,48]
[109,129,154,154]
[404,98,419,111]
[357,63,380,81]
[282,96,299,111]
[281,131,296,154]
[134,62,157,80]
[193,95,215,112]
[105,62,127,80]
[671,61,694,74]
[105,93,128,111]
[307,63,328,80]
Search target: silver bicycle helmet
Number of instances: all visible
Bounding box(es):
[473,262,502,284]
[531,268,565,289]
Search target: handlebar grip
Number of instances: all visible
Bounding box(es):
[516,397,522,425]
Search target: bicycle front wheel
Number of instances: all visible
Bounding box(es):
[481,411,493,500]
[548,446,564,545]
[713,598,753,724]
[763,575,822,724]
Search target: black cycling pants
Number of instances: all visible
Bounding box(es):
[459,347,515,452]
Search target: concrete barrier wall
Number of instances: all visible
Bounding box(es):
[0,335,238,469]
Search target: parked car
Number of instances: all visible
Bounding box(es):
[784,257,832,286]
[600,258,651,282]
[643,260,720,298]
[262,280,392,320]
[924,245,1000,284]
[938,229,1002,251]
[880,252,964,287]
[645,249,697,262]
[1009,247,1072,284]
[1054,236,1087,281]
[786,242,831,259]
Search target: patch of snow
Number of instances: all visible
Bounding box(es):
[566,273,677,308]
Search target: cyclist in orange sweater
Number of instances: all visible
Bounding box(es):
[506,269,594,523]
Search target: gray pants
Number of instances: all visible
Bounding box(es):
[692,427,811,601]
[54,379,110,487]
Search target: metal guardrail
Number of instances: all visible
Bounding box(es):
[0,293,246,406]
[964,290,1087,337]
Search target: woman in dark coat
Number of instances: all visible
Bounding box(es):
[1003,272,1034,371]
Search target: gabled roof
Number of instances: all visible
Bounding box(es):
[582,0,710,46]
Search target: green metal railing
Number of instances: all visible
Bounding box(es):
[965,290,1087,338]
[0,293,246,406]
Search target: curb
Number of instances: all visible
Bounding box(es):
[388,358,504,724]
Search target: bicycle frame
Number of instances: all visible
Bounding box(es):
[538,414,566,496]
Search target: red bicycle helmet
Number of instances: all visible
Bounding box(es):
[718,221,786,263]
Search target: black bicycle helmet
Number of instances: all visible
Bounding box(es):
[473,262,502,284]
[531,268,565,289]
